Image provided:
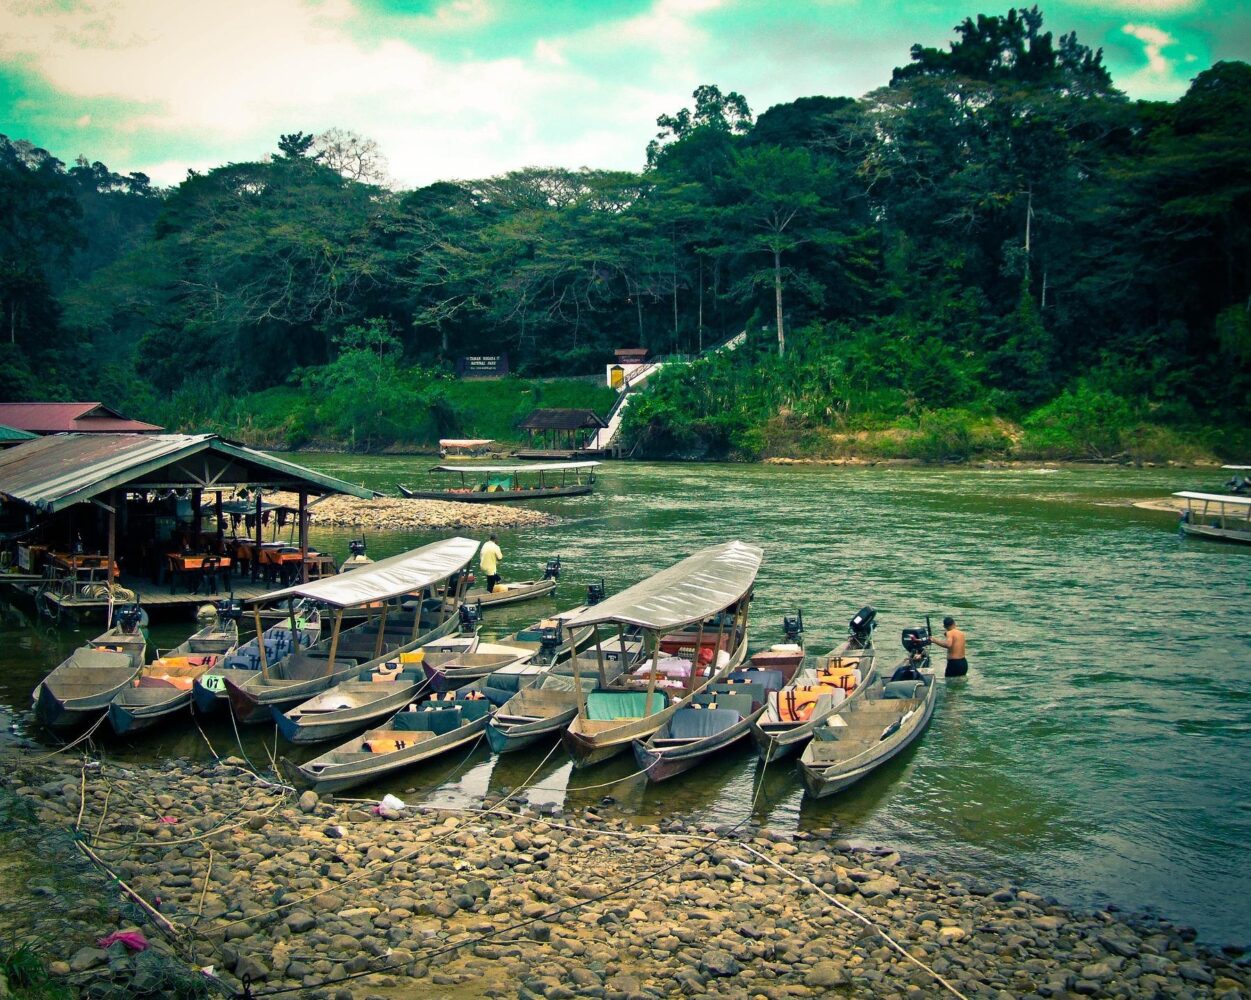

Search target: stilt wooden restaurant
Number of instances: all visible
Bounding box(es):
[0,433,373,622]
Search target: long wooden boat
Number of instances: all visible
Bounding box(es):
[398,460,599,503]
[752,607,879,763]
[1174,491,1251,545]
[33,647,139,729]
[109,615,241,734]
[272,635,479,744]
[296,689,495,794]
[422,641,536,692]
[799,636,938,799]
[560,540,764,768]
[226,538,479,723]
[86,607,149,670]
[31,606,149,728]
[193,611,322,715]
[491,606,598,668]
[485,639,637,754]
[633,669,785,782]
[458,575,558,609]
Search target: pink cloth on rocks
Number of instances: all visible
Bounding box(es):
[98,930,149,951]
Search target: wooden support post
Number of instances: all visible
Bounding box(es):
[106,489,117,628]
[326,609,344,677]
[298,491,309,584]
[571,625,587,718]
[254,607,269,680]
[594,625,607,689]
[644,630,661,717]
[253,490,263,582]
[688,617,706,696]
[288,598,299,649]
[373,603,390,660]
[214,491,224,554]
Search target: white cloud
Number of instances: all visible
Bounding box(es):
[1120,22,1193,99]
[0,0,715,185]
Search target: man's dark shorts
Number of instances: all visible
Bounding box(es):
[945,657,968,677]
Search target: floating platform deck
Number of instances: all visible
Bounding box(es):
[6,574,276,622]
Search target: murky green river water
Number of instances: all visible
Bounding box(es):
[3,458,1248,943]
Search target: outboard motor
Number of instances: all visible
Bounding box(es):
[586,579,606,606]
[895,626,930,679]
[115,604,145,635]
[347,538,367,559]
[538,625,564,657]
[544,556,562,581]
[782,609,804,645]
[216,598,244,623]
[458,601,483,632]
[849,605,877,643]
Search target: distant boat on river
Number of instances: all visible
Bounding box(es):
[397,461,599,502]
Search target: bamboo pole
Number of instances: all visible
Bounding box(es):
[298,491,309,584]
[254,606,269,680]
[571,625,587,719]
[326,608,344,677]
[373,602,390,660]
[644,630,661,716]
[75,841,182,940]
[594,624,608,689]
[106,489,117,629]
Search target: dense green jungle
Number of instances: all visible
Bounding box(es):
[1,7,1248,461]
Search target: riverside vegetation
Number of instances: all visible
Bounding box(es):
[2,9,1249,462]
[2,747,1248,1000]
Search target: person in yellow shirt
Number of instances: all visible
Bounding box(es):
[480,533,503,593]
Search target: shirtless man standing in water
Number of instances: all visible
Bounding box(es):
[931,616,968,677]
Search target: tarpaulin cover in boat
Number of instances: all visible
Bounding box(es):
[668,707,742,739]
[586,691,649,720]
[255,537,479,608]
[563,541,763,632]
[430,461,601,473]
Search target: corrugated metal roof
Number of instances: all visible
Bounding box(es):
[0,402,163,433]
[563,541,763,632]
[519,408,608,430]
[257,537,479,607]
[0,434,373,512]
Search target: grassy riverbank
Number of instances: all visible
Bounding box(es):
[1,747,1247,999]
[137,377,617,453]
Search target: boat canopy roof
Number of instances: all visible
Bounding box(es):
[1173,491,1251,507]
[1222,465,1251,471]
[430,461,601,474]
[440,439,494,448]
[255,537,479,608]
[563,540,763,632]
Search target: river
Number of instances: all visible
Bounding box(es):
[2,457,1248,945]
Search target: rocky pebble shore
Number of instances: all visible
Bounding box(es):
[1,749,1247,1000]
[265,491,556,532]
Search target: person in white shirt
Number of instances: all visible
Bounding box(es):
[480,533,503,592]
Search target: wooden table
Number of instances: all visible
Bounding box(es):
[166,553,233,594]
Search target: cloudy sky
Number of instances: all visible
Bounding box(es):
[1,0,1246,189]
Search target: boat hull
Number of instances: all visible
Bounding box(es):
[799,678,937,799]
[108,690,194,734]
[563,632,748,769]
[1180,523,1251,545]
[633,708,763,782]
[460,577,557,608]
[229,615,460,724]
[400,484,592,503]
[487,709,575,753]
[752,648,877,764]
[273,681,425,745]
[297,716,490,794]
